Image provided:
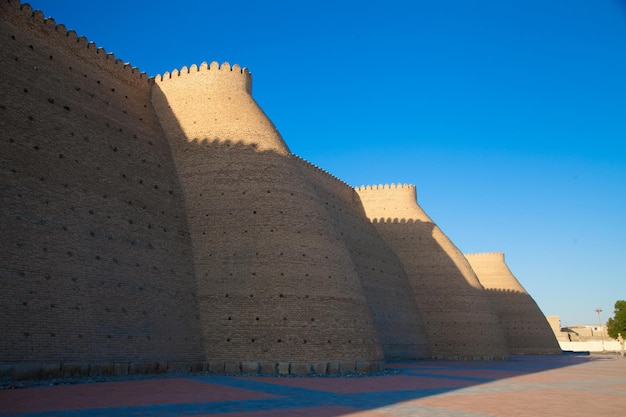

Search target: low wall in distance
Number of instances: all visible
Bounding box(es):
[559,341,623,353]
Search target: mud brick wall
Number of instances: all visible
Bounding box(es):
[294,158,431,360]
[0,1,203,369]
[465,252,561,354]
[151,62,383,369]
[1,0,560,379]
[356,184,509,359]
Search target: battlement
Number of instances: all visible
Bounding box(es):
[153,61,252,94]
[152,59,287,153]
[465,252,526,293]
[355,183,431,222]
[2,1,149,83]
[355,183,415,192]
[290,154,352,189]
[371,218,426,224]
[465,252,505,258]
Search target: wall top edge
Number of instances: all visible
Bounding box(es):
[153,61,251,83]
[464,252,505,257]
[7,2,149,81]
[355,183,415,191]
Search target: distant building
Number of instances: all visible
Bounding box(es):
[548,316,621,352]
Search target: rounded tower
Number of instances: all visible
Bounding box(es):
[465,252,561,354]
[151,62,383,373]
[356,184,509,359]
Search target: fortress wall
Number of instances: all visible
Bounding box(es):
[154,62,281,154]
[292,157,431,360]
[0,0,204,372]
[356,185,509,359]
[151,64,383,373]
[465,253,561,354]
[1,0,563,380]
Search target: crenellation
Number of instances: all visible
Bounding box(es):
[66,29,78,42]
[153,61,252,96]
[355,183,415,192]
[43,16,55,29]
[291,154,352,189]
[464,251,504,257]
[4,3,149,86]
[31,8,44,23]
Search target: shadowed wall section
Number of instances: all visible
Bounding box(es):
[0,0,204,375]
[293,158,431,360]
[465,253,561,354]
[151,63,384,373]
[356,184,509,359]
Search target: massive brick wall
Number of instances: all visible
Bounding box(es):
[465,252,561,354]
[0,0,204,377]
[293,157,431,360]
[356,184,509,359]
[151,63,384,373]
[1,0,561,380]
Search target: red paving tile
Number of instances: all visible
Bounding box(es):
[0,378,278,414]
[598,384,626,391]
[192,406,392,417]
[244,374,474,394]
[1,356,624,417]
[412,389,625,417]
[416,369,525,379]
[510,371,595,383]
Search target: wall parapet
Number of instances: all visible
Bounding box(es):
[355,183,415,192]
[154,61,250,81]
[3,1,149,83]
[464,252,505,257]
[290,154,353,189]
[371,218,427,224]
[153,61,252,94]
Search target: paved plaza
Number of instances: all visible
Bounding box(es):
[1,354,624,417]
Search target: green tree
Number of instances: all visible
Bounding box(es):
[606,300,626,339]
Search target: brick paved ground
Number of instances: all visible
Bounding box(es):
[1,354,624,417]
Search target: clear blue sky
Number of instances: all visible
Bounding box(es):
[28,0,626,327]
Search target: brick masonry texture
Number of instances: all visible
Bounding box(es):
[0,1,203,368]
[464,253,562,354]
[355,184,509,359]
[0,1,560,379]
[151,59,383,365]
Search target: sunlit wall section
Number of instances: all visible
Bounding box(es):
[465,252,561,354]
[356,184,509,359]
[152,64,383,373]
